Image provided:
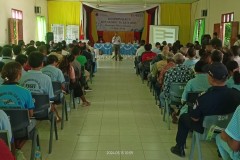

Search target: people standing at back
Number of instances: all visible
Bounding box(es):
[210,32,222,49]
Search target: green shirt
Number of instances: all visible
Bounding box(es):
[76,55,87,66]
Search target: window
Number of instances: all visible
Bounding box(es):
[193,19,205,44]
[11,9,23,20]
[36,16,46,42]
[221,12,234,23]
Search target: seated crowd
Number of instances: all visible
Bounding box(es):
[135,32,240,159]
[0,39,96,158]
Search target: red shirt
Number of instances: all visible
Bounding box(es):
[141,51,157,62]
[0,139,15,160]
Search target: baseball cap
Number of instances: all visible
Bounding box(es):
[208,62,228,81]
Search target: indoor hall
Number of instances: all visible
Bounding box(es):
[20,59,219,160]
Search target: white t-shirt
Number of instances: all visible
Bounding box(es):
[112,36,121,45]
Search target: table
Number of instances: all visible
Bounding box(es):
[94,43,139,55]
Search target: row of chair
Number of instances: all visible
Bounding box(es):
[141,79,233,160]
[0,80,77,160]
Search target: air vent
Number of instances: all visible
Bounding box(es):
[201,9,208,17]
[34,6,41,14]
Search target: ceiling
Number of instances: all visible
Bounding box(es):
[47,0,199,4]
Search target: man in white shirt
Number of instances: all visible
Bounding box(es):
[112,32,122,61]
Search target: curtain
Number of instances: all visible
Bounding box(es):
[47,2,80,32]
[83,2,158,13]
[36,16,46,42]
[161,4,191,45]
[193,20,199,43]
[199,19,205,44]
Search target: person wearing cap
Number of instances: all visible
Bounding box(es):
[170,62,240,157]
[151,42,161,54]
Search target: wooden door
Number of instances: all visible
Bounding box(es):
[18,20,23,41]
[230,21,239,46]
[8,18,15,44]
[213,23,223,41]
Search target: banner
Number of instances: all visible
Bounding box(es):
[94,10,144,32]
[66,25,79,44]
[51,24,64,43]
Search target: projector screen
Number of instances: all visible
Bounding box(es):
[149,25,179,45]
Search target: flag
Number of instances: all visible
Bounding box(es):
[80,20,84,40]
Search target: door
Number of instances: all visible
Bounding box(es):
[213,23,223,41]
[230,21,239,46]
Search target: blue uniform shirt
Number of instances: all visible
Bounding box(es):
[190,86,240,121]
[0,84,34,109]
[182,74,210,102]
[41,65,65,83]
[19,70,54,99]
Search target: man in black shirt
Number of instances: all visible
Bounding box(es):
[170,62,240,157]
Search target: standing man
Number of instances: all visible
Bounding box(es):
[112,32,122,61]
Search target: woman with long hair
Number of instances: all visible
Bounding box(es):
[59,54,90,106]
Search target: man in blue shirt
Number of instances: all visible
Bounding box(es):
[19,51,61,120]
[20,51,54,98]
[41,55,65,84]
[216,106,240,160]
[171,62,240,157]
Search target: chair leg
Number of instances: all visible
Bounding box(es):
[30,128,38,160]
[196,133,202,160]
[54,116,58,140]
[61,96,65,130]
[72,91,76,109]
[166,103,170,130]
[49,113,54,154]
[65,99,68,121]
[189,132,196,160]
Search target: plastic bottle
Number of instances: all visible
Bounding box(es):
[34,146,42,160]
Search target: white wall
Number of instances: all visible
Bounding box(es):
[0,0,47,46]
[191,0,240,40]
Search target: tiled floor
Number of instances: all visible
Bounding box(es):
[22,58,220,160]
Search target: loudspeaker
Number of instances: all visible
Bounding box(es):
[201,9,208,17]
[46,32,54,44]
[34,6,41,14]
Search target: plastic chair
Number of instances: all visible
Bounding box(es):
[140,60,151,84]
[2,108,40,160]
[64,75,76,109]
[189,113,234,160]
[163,82,186,130]
[52,81,68,130]
[32,94,58,154]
